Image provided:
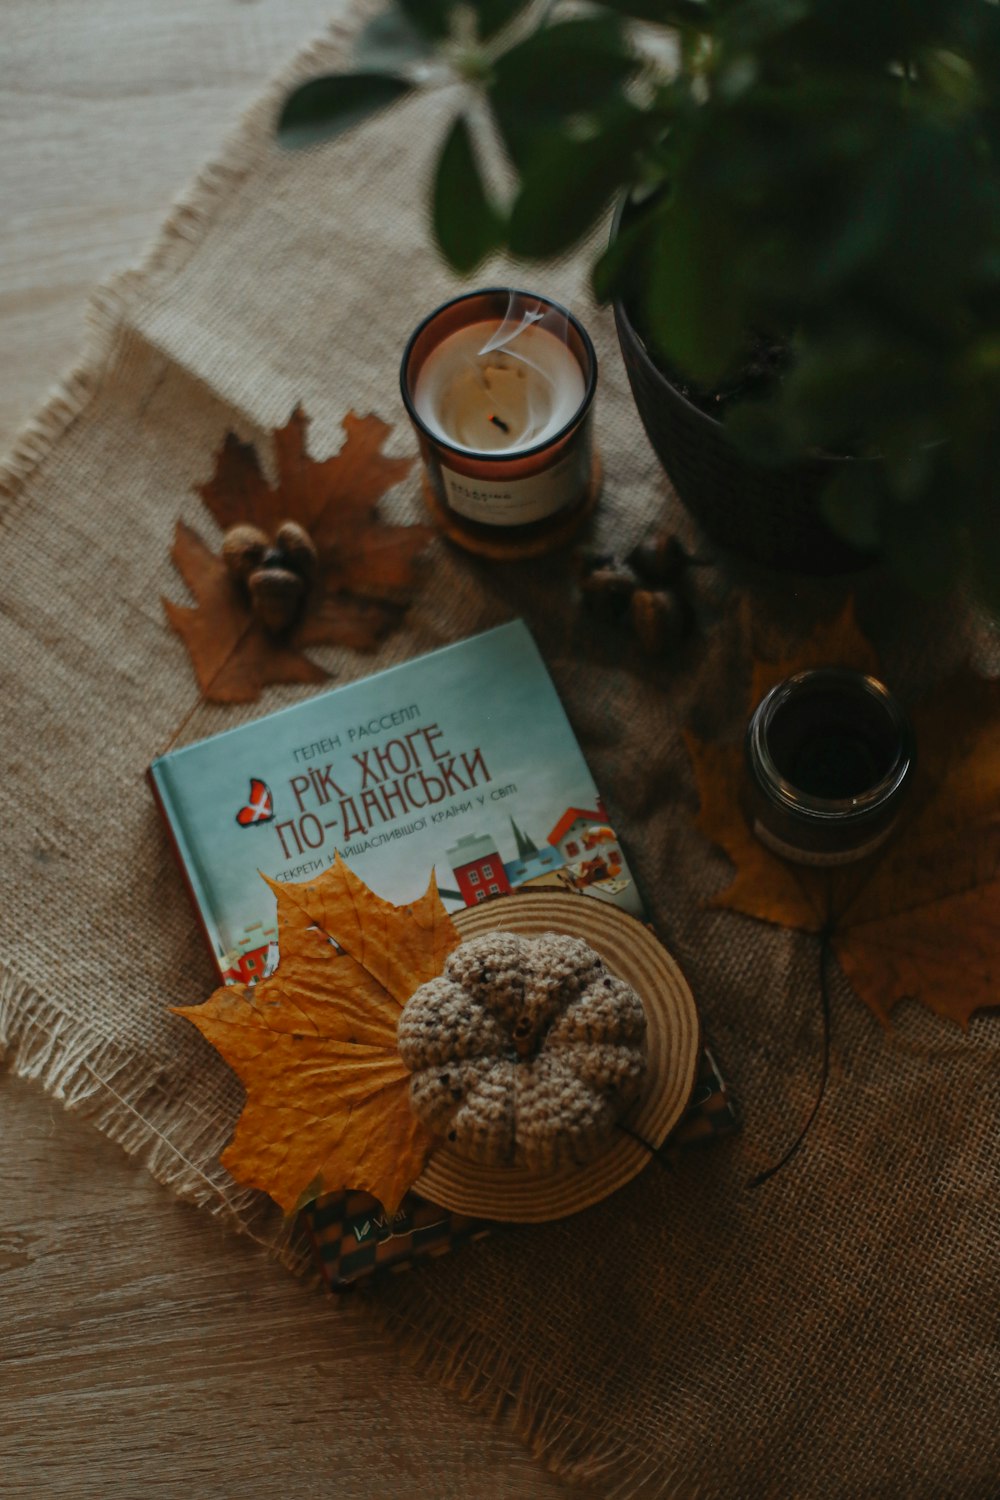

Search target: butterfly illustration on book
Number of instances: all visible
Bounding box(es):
[235,777,274,827]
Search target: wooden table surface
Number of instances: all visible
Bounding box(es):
[0,6,578,1494]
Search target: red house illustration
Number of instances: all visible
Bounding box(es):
[447,832,512,906]
[546,804,623,888]
[222,920,278,984]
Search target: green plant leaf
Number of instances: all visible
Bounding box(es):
[779,330,940,457]
[278,73,413,149]
[396,0,453,38]
[354,7,433,71]
[472,0,533,40]
[508,107,649,258]
[489,15,639,170]
[878,490,967,598]
[965,497,1000,618]
[493,14,635,99]
[642,193,747,385]
[591,208,657,304]
[880,427,941,500]
[819,464,884,552]
[716,0,811,51]
[432,116,505,273]
[597,0,709,27]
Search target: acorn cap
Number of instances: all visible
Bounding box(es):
[274,519,318,583]
[628,531,688,587]
[222,523,270,583]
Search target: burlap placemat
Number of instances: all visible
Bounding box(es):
[1,10,997,1496]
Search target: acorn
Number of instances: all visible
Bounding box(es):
[579,564,636,619]
[574,545,617,579]
[274,519,318,585]
[222,523,269,583]
[630,587,690,655]
[248,566,306,634]
[627,530,689,588]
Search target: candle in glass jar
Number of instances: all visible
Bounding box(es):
[413,317,586,455]
[401,289,598,558]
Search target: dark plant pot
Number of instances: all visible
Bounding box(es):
[613,296,876,576]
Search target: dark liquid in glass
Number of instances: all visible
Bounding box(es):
[767,691,896,801]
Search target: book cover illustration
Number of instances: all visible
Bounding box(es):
[150,621,643,981]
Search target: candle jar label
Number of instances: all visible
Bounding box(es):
[439,446,587,527]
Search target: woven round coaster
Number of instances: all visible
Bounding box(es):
[412,891,701,1222]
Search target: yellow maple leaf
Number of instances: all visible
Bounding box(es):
[174,856,460,1214]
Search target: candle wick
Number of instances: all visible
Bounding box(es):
[488,413,510,433]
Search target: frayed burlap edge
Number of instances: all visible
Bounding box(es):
[0,3,367,516]
[0,9,374,1288]
[0,957,317,1279]
[7,8,373,1255]
[0,285,124,526]
[0,0,384,1222]
[361,1298,703,1500]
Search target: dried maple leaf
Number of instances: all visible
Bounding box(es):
[687,601,1000,1027]
[173,856,460,1214]
[163,407,433,703]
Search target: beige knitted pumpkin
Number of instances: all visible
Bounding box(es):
[396,930,648,1172]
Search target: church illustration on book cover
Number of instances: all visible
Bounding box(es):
[443,803,629,908]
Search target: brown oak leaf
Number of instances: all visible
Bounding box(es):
[687,601,1000,1027]
[163,407,433,703]
[173,856,460,1214]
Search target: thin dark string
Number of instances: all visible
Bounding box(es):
[616,1119,676,1173]
[748,919,834,1189]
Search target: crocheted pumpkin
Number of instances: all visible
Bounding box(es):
[396,930,648,1172]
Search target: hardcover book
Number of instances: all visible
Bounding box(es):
[149,620,644,981]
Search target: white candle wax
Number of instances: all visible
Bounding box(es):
[413,317,586,455]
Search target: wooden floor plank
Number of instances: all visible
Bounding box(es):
[0,4,581,1493]
[1,1073,575,1497]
